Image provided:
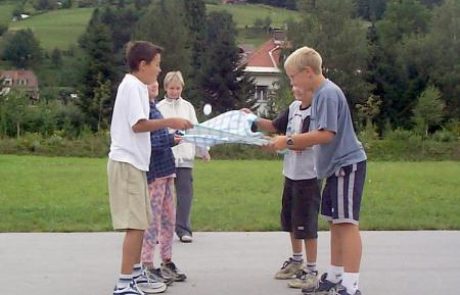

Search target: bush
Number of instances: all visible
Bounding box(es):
[432,129,457,142]
[0,132,459,161]
[0,24,7,36]
[0,132,110,157]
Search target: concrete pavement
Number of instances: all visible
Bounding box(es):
[0,231,458,295]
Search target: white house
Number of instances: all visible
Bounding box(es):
[243,30,286,115]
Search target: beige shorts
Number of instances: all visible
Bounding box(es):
[107,159,153,230]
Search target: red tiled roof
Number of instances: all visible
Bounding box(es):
[245,39,281,69]
[1,70,38,88]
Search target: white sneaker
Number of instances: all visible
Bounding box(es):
[180,235,193,243]
[288,269,318,289]
[113,282,142,295]
[134,272,167,294]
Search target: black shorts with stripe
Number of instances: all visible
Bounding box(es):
[321,160,367,224]
[280,177,321,239]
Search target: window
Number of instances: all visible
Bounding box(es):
[4,78,13,86]
[255,85,268,101]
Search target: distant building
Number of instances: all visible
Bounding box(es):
[242,30,287,115]
[0,70,39,100]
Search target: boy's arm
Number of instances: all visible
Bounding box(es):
[132,118,192,133]
[244,108,288,134]
[254,118,277,133]
[269,129,335,150]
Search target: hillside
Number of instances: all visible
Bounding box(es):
[2,3,299,51]
[8,7,94,50]
[206,3,299,28]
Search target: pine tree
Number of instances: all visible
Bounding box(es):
[78,8,116,130]
[200,11,256,114]
[183,0,208,105]
[290,0,371,120]
[134,0,191,85]
[2,29,42,68]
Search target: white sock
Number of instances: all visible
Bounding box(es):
[342,272,360,295]
[306,262,317,273]
[132,263,142,278]
[116,273,132,289]
[292,252,303,263]
[327,265,344,283]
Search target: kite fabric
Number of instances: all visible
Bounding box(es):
[181,110,270,148]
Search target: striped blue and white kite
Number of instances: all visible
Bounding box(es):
[181,110,269,148]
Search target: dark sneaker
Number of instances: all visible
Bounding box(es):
[113,282,142,295]
[145,267,174,286]
[329,285,362,295]
[179,234,193,243]
[161,261,187,282]
[302,273,339,294]
[274,258,303,280]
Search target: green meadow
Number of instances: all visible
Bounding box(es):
[0,154,459,232]
[0,3,298,51]
[0,2,15,26]
[207,3,299,28]
[8,7,94,50]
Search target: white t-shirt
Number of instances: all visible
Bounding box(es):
[109,74,150,171]
[273,101,317,180]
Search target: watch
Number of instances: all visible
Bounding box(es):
[286,136,294,146]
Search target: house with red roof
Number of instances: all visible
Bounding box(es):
[243,30,286,114]
[0,70,39,100]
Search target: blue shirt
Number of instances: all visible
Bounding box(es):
[147,101,176,183]
[310,79,367,178]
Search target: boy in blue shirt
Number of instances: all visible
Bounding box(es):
[269,46,367,295]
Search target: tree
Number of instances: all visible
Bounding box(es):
[354,0,387,21]
[1,90,29,138]
[134,0,191,81]
[51,48,63,67]
[78,9,116,130]
[371,0,432,129]
[2,29,42,68]
[92,73,112,132]
[183,0,208,105]
[289,0,371,117]
[413,86,444,136]
[422,0,460,119]
[200,11,256,113]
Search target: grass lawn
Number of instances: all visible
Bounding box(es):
[0,2,15,26]
[8,7,94,51]
[0,154,459,232]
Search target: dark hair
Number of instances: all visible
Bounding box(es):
[125,41,163,72]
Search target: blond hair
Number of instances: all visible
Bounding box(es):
[284,47,322,75]
[163,71,185,88]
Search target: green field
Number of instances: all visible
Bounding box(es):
[1,3,298,51]
[8,7,94,50]
[0,2,15,26]
[0,154,459,232]
[207,3,299,28]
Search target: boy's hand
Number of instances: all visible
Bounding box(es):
[240,108,253,114]
[167,118,193,130]
[269,135,288,151]
[174,134,182,145]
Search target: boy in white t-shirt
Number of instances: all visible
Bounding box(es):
[245,89,321,291]
[108,41,192,295]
